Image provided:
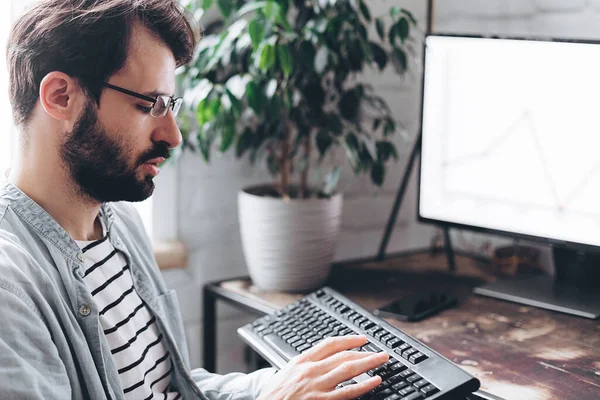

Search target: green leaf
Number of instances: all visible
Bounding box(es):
[370,42,388,70]
[278,45,293,79]
[359,0,371,22]
[360,133,377,161]
[373,118,382,132]
[390,6,401,19]
[340,89,361,122]
[316,130,333,159]
[267,96,283,121]
[196,97,221,126]
[314,46,329,74]
[259,43,277,72]
[342,133,360,170]
[246,81,264,114]
[392,47,407,73]
[389,23,399,47]
[376,141,398,162]
[371,162,385,186]
[264,1,281,19]
[202,0,214,10]
[283,87,294,111]
[220,121,236,152]
[399,8,417,25]
[236,128,254,158]
[236,1,268,18]
[375,18,385,41]
[225,89,242,115]
[397,17,410,42]
[217,0,232,18]
[383,118,396,137]
[248,20,265,49]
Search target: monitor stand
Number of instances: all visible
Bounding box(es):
[474,246,600,319]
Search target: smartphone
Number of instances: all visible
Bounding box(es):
[373,292,457,322]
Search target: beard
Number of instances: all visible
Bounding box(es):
[60,99,170,203]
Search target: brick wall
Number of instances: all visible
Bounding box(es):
[161,0,599,370]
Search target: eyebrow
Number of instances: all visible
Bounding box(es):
[142,90,174,98]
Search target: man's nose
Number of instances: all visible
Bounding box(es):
[153,110,183,149]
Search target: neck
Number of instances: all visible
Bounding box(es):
[8,145,103,241]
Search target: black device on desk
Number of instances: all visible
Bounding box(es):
[238,287,480,399]
[374,292,457,322]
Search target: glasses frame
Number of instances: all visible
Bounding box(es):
[103,82,183,118]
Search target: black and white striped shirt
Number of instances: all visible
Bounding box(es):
[76,218,180,400]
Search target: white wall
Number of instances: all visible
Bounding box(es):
[162,0,600,370]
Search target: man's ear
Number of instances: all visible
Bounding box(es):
[39,72,85,123]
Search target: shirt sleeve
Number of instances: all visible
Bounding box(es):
[190,366,277,400]
[0,285,71,399]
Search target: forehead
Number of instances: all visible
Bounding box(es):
[111,24,177,94]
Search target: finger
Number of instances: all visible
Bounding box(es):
[316,350,377,372]
[300,335,368,362]
[323,352,389,385]
[328,375,382,400]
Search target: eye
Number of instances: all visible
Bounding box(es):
[136,104,152,114]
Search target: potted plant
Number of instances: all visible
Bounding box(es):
[177,0,417,292]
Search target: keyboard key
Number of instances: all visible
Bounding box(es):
[377,388,395,397]
[420,384,439,397]
[263,333,299,360]
[399,369,415,379]
[396,343,411,353]
[360,320,376,330]
[296,343,311,353]
[402,348,419,360]
[409,352,428,365]
[400,392,424,400]
[406,374,422,384]
[382,394,400,400]
[367,326,384,336]
[380,333,394,343]
[392,381,409,391]
[372,381,389,394]
[387,338,403,349]
[389,362,407,373]
[388,372,406,385]
[374,330,388,340]
[413,379,429,389]
[398,386,416,396]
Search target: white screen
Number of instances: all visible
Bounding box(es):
[419,35,600,247]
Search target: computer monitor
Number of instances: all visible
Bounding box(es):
[419,34,600,319]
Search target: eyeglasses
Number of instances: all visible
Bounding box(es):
[103,83,183,118]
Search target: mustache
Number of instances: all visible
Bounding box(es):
[138,144,171,165]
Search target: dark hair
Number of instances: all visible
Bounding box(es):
[6,0,200,127]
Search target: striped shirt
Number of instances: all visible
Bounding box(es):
[76,217,180,400]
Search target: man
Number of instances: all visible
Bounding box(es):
[0,0,389,399]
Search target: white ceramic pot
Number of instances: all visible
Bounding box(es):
[238,185,343,292]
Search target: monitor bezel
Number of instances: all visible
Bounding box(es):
[416,33,600,252]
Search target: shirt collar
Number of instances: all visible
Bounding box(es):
[0,169,116,258]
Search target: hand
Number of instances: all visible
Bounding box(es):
[257,335,389,400]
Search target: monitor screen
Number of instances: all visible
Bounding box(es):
[419,35,600,248]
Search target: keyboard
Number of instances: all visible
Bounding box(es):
[238,287,480,400]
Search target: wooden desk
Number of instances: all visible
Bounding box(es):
[203,252,600,400]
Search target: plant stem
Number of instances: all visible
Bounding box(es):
[279,122,292,199]
[300,134,311,198]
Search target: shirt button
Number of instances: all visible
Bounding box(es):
[77,253,85,262]
[79,304,91,316]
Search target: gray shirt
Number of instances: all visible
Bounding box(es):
[0,175,275,399]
